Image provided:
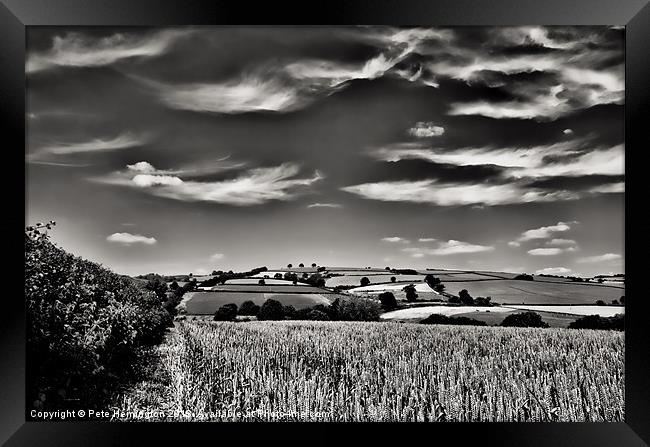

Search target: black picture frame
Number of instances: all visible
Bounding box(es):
[3,0,648,445]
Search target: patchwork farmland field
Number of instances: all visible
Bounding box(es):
[225,278,298,285]
[349,282,436,294]
[118,321,624,422]
[380,304,625,326]
[208,284,328,293]
[183,291,337,314]
[442,280,624,305]
[506,304,625,317]
[325,274,426,287]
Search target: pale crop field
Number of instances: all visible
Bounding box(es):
[118,321,624,422]
[380,305,513,320]
[348,282,436,294]
[505,305,625,318]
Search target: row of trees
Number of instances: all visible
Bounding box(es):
[213,297,382,322]
[448,289,492,306]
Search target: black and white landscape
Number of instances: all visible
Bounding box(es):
[26,26,624,422]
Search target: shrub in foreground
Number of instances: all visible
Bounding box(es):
[25,231,171,412]
[238,300,260,316]
[258,299,285,320]
[335,297,381,321]
[420,314,487,326]
[214,303,238,321]
[569,314,624,331]
[378,292,398,311]
[500,311,549,328]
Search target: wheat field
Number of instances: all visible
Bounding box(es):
[118,320,624,422]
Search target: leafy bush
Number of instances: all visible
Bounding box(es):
[258,299,285,321]
[513,274,534,281]
[360,277,371,287]
[596,300,606,306]
[500,312,549,328]
[335,297,381,321]
[378,292,398,311]
[282,305,296,319]
[25,231,171,412]
[569,314,624,331]
[213,303,238,321]
[474,296,492,307]
[239,300,260,316]
[420,314,487,326]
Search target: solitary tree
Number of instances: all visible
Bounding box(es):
[287,264,293,268]
[403,284,418,302]
[360,277,371,287]
[258,279,266,285]
[311,263,317,268]
[424,274,441,288]
[459,289,474,305]
[390,276,397,283]
[378,292,398,311]
[299,263,305,267]
[501,311,549,328]
[385,267,391,271]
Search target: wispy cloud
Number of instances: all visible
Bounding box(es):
[434,27,624,120]
[210,253,225,261]
[548,238,577,246]
[512,221,576,244]
[33,133,147,156]
[371,141,624,179]
[418,238,437,242]
[407,122,445,138]
[106,232,157,246]
[404,240,493,256]
[342,179,576,207]
[135,27,453,114]
[307,202,343,208]
[27,30,189,73]
[97,162,322,206]
[535,267,573,275]
[577,253,622,263]
[527,247,565,256]
[382,236,410,243]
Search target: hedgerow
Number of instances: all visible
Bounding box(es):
[25,228,171,412]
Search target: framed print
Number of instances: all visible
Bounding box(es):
[3,0,649,445]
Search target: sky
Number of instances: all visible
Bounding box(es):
[26,26,624,277]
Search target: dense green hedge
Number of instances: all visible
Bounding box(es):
[25,233,172,411]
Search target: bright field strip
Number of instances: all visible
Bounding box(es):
[349,282,437,294]
[505,305,625,317]
[225,278,298,285]
[381,306,513,320]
